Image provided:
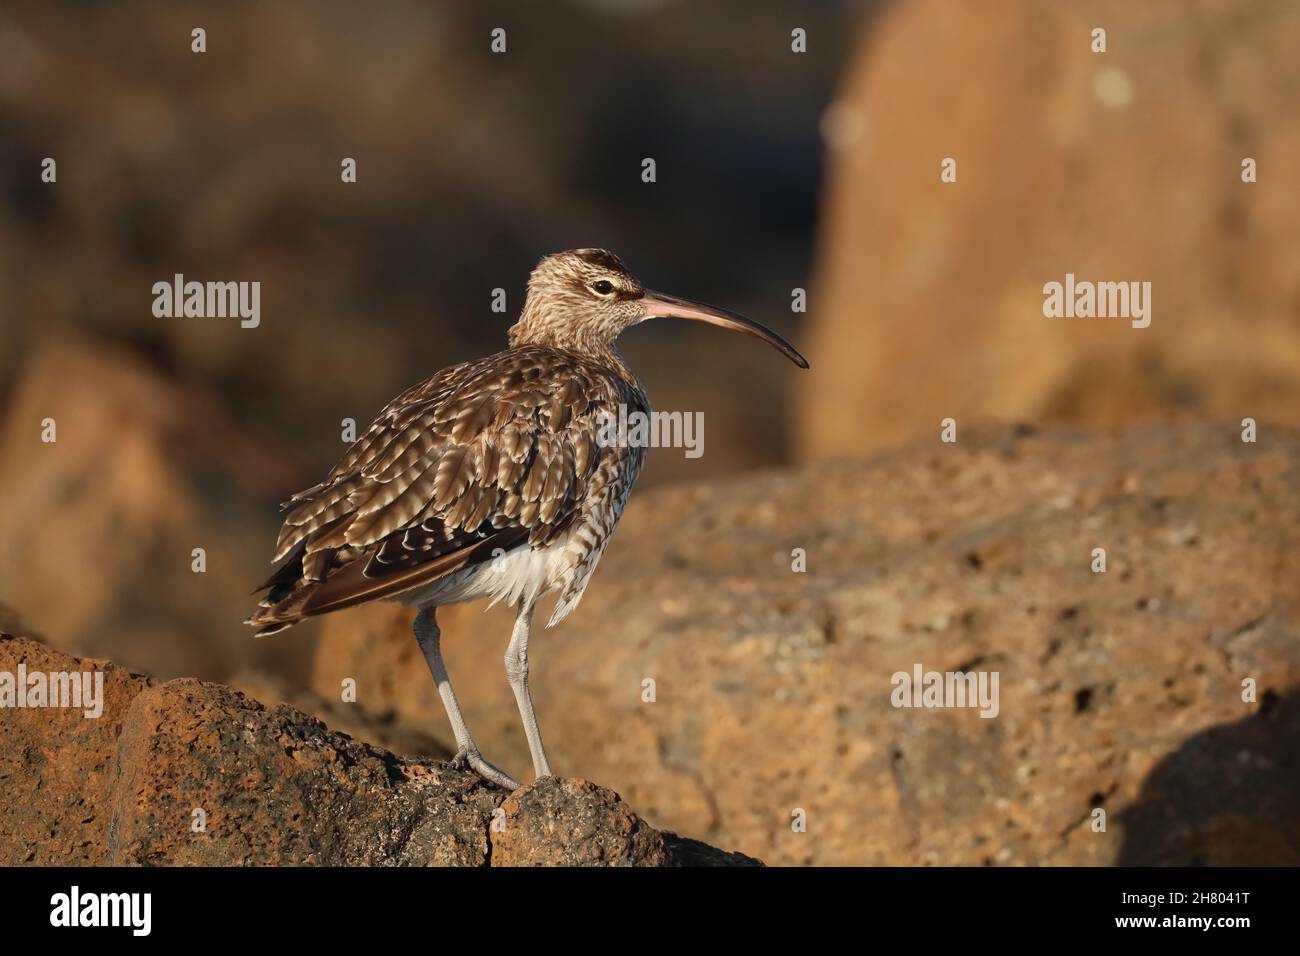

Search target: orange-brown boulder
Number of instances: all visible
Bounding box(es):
[0,634,754,866]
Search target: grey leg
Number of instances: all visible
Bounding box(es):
[504,599,552,779]
[413,606,520,790]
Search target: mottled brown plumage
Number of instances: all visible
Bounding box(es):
[245,248,807,789]
[247,343,647,634]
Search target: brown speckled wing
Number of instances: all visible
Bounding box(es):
[247,345,643,632]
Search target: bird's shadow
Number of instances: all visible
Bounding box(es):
[1116,687,1300,865]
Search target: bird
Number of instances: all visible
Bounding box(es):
[246,248,808,790]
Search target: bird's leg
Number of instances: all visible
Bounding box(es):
[504,598,552,780]
[413,607,520,790]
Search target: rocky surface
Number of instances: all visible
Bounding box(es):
[0,635,155,864]
[227,668,452,761]
[0,634,755,866]
[492,778,756,867]
[799,0,1300,458]
[310,422,1300,865]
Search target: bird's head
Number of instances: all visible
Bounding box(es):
[509,248,808,369]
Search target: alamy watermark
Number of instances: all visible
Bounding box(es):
[0,664,104,718]
[1042,273,1151,329]
[596,404,704,458]
[152,274,261,328]
[891,664,1000,718]
[50,886,151,936]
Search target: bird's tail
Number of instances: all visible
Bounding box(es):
[245,546,311,637]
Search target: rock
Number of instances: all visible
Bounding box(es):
[311,422,1300,865]
[0,635,155,865]
[492,778,758,867]
[0,633,755,866]
[799,0,1300,458]
[228,668,453,761]
[105,678,496,866]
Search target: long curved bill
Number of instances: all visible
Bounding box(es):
[642,290,810,369]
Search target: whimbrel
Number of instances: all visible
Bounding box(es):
[246,249,808,789]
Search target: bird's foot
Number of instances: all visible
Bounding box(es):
[450,747,520,791]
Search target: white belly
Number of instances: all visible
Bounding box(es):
[391,458,637,626]
[393,537,572,613]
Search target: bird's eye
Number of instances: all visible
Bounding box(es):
[591,280,615,296]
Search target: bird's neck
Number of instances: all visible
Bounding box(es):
[508,321,637,384]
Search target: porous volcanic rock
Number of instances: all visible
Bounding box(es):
[0,634,755,866]
[492,777,759,867]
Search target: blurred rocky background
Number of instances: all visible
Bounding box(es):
[2,0,1298,866]
[800,0,1300,457]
